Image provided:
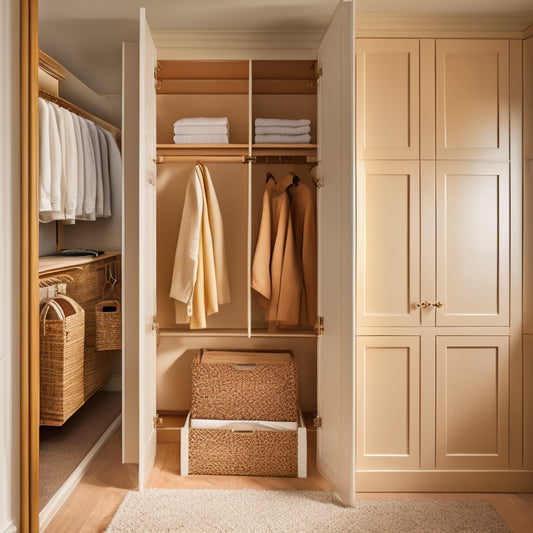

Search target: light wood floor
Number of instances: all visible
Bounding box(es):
[44,426,533,533]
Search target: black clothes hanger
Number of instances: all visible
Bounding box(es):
[288,171,300,187]
[266,171,277,184]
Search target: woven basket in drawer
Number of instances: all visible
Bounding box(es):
[95,299,122,351]
[39,294,85,426]
[188,427,298,476]
[190,349,299,422]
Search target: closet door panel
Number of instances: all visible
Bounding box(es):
[356,336,420,469]
[356,39,419,160]
[138,8,158,489]
[316,0,355,506]
[357,160,421,326]
[435,336,509,468]
[436,40,509,160]
[436,161,509,326]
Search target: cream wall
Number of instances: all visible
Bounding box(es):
[0,1,20,532]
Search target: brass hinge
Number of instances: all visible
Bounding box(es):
[152,316,160,336]
[313,61,323,81]
[314,316,324,335]
[313,415,322,429]
[153,414,163,428]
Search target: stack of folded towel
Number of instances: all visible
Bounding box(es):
[173,117,229,144]
[254,118,311,144]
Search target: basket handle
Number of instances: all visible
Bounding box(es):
[40,299,65,336]
[51,294,80,316]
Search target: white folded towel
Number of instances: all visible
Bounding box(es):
[174,117,229,127]
[255,133,311,144]
[174,124,228,135]
[173,134,229,144]
[255,125,310,135]
[255,118,310,127]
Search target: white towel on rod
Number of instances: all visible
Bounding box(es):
[85,120,104,218]
[49,103,68,220]
[255,118,310,128]
[100,128,121,219]
[70,114,85,221]
[38,98,53,217]
[254,133,311,144]
[59,107,79,223]
[173,117,229,127]
[97,126,112,218]
[77,117,97,220]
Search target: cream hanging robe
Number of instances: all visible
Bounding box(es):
[169,163,230,329]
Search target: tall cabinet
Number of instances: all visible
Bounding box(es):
[356,36,530,489]
[123,2,356,504]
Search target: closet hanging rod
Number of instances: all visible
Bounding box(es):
[155,155,251,164]
[155,155,318,164]
[38,88,121,144]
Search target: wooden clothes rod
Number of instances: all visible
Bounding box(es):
[38,88,121,145]
[156,155,248,164]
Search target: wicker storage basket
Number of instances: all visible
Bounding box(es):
[95,299,122,351]
[39,294,85,426]
[182,412,307,477]
[190,349,299,422]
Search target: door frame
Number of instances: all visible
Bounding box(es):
[20,0,40,531]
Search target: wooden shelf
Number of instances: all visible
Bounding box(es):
[158,327,316,338]
[39,251,120,275]
[156,144,317,158]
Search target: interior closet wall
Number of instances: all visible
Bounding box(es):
[154,58,320,415]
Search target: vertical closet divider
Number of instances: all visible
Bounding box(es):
[247,59,253,338]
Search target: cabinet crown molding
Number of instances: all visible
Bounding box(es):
[355,13,533,38]
[153,30,322,60]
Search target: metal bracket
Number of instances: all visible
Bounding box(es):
[314,316,324,335]
[313,416,322,429]
[153,414,163,428]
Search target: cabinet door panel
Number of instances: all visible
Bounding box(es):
[357,161,421,326]
[436,40,509,160]
[356,39,419,159]
[356,336,420,469]
[436,336,509,468]
[316,0,355,506]
[436,161,509,326]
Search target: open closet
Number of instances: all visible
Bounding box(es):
[122,3,356,503]
[36,49,123,526]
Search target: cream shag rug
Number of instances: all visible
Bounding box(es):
[105,489,510,532]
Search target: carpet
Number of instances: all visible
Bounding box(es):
[105,489,510,532]
[40,390,121,510]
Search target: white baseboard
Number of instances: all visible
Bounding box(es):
[1,521,17,533]
[39,414,122,532]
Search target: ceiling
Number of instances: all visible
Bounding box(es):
[38,0,533,119]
